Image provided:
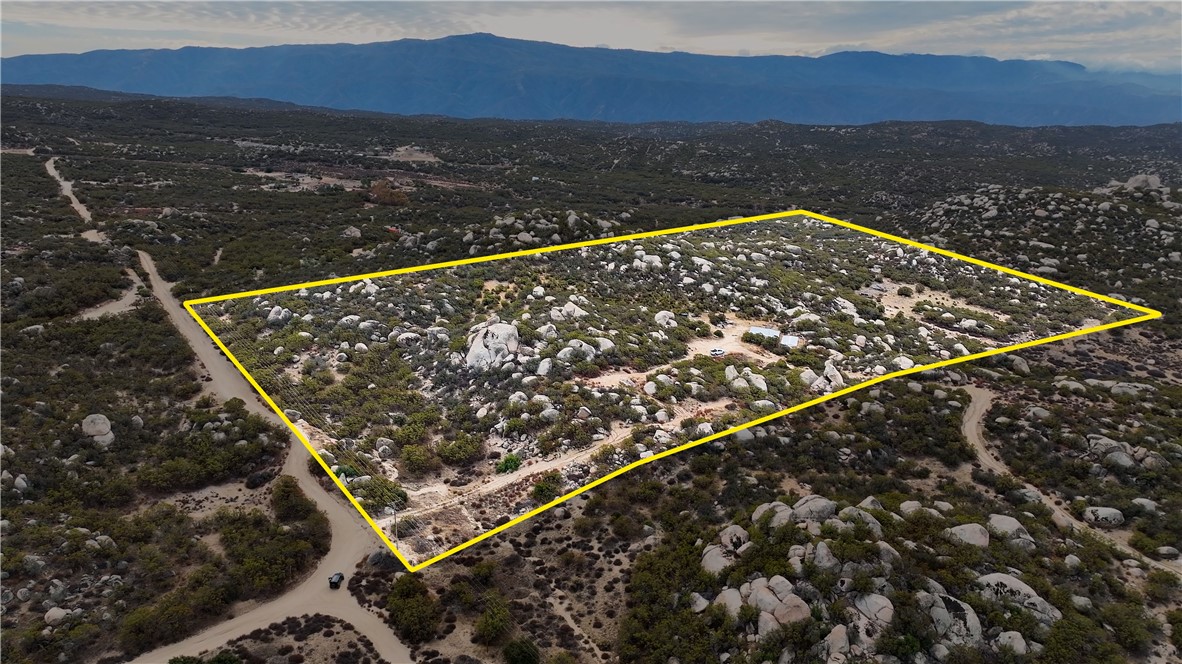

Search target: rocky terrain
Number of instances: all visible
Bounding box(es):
[197,217,1126,566]
[1,89,1178,663]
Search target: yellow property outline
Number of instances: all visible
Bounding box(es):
[184,210,1160,572]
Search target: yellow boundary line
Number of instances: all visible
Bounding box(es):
[182,209,1160,572]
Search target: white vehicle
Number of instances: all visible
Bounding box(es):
[709,348,726,357]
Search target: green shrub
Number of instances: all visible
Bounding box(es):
[496,454,522,473]
[1146,569,1179,602]
[438,432,483,465]
[503,638,541,664]
[1098,602,1152,654]
[271,475,316,521]
[531,471,564,504]
[474,592,513,644]
[1165,609,1182,649]
[1040,613,1124,663]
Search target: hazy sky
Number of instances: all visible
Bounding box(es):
[3,1,1180,73]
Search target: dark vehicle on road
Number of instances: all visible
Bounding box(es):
[329,572,344,589]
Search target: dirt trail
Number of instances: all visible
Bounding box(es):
[961,385,1179,576]
[131,251,414,663]
[51,155,411,662]
[396,399,725,522]
[44,157,94,223]
[75,270,145,320]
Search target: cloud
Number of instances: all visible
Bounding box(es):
[2,1,1179,72]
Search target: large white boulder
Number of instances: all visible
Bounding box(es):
[465,322,520,370]
[654,310,678,328]
[752,501,795,528]
[813,541,840,571]
[853,593,894,630]
[945,523,990,548]
[793,495,837,521]
[772,593,811,625]
[718,524,749,552]
[1083,506,1124,528]
[81,414,111,437]
[44,607,69,626]
[975,573,1062,625]
[701,544,734,574]
[712,587,742,617]
[917,591,982,646]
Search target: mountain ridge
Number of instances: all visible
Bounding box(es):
[3,33,1178,126]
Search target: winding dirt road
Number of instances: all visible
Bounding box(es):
[44,155,412,662]
[961,385,1179,576]
[130,249,413,664]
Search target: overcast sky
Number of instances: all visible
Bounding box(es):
[3,1,1180,73]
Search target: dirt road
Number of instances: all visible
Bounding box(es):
[961,386,1179,576]
[75,270,145,320]
[48,154,412,662]
[45,157,94,223]
[131,251,414,663]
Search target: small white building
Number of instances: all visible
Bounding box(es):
[748,326,800,348]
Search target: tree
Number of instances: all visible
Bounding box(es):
[386,574,441,643]
[271,475,316,521]
[400,444,439,476]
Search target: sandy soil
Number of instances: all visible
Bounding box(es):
[591,317,776,390]
[874,279,1011,322]
[221,613,392,663]
[160,481,272,521]
[246,168,363,192]
[377,145,441,162]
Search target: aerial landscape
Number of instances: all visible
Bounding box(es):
[1,3,1180,664]
[195,213,1139,568]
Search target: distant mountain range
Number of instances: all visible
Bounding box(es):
[3,33,1179,126]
